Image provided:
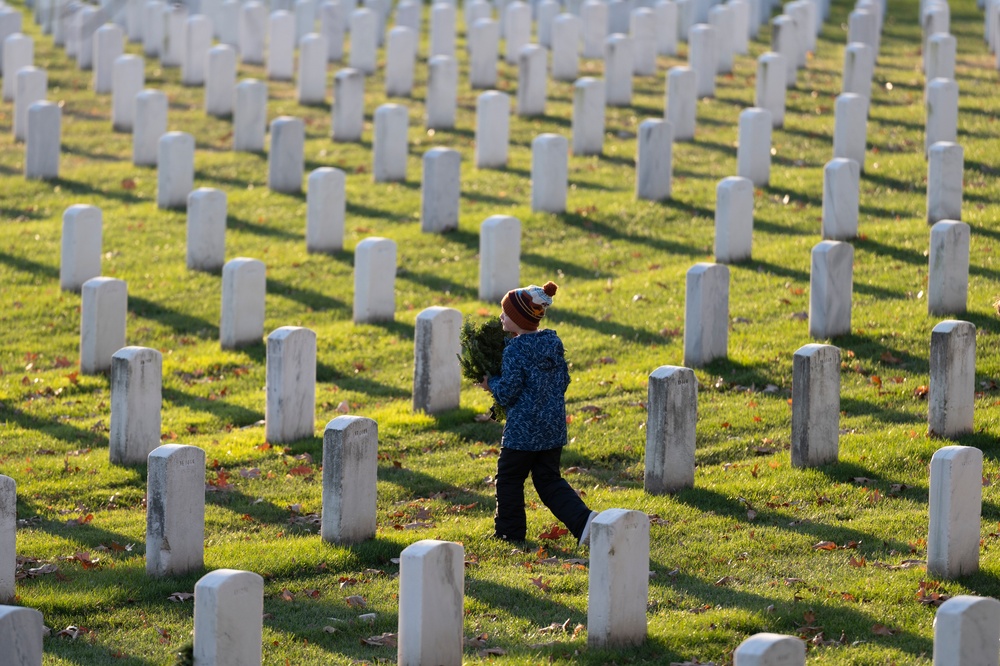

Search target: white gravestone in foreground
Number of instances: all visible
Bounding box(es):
[808,240,852,339]
[928,445,982,579]
[3,34,34,102]
[479,215,521,302]
[80,277,127,374]
[736,107,771,187]
[927,141,963,225]
[636,119,673,202]
[604,34,633,106]
[157,131,195,210]
[714,176,754,263]
[683,263,729,367]
[110,347,163,465]
[267,116,305,194]
[822,158,860,241]
[666,66,696,141]
[14,67,46,142]
[307,167,346,252]
[573,77,605,156]
[588,509,649,648]
[194,569,264,666]
[112,55,143,131]
[373,104,408,183]
[221,258,266,349]
[645,366,696,494]
[420,148,461,233]
[932,595,1000,665]
[266,326,317,443]
[354,237,397,323]
[925,77,958,155]
[475,91,509,168]
[791,344,840,468]
[322,416,378,544]
[187,188,227,272]
[928,220,969,316]
[734,633,805,665]
[60,204,102,292]
[413,307,462,414]
[146,444,205,576]
[233,79,267,151]
[531,134,568,213]
[398,540,464,666]
[0,604,43,665]
[755,52,786,127]
[0,476,15,604]
[332,68,364,142]
[133,89,168,166]
[25,101,60,180]
[929,320,975,439]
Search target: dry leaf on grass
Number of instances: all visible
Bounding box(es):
[538,524,568,540]
[538,618,572,634]
[530,576,551,592]
[812,541,838,551]
[167,592,193,602]
[871,623,898,636]
[345,595,367,608]
[361,632,397,647]
[479,647,507,656]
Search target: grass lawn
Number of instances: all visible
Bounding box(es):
[1,0,1000,663]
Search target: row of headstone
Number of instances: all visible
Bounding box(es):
[647,314,975,493]
[183,507,650,664]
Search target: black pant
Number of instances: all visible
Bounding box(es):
[494,447,592,542]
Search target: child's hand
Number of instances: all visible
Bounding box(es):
[476,375,491,391]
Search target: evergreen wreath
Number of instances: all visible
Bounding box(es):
[458,316,511,422]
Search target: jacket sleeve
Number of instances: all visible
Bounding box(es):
[487,344,524,408]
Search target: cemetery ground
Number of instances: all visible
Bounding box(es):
[1,0,1000,663]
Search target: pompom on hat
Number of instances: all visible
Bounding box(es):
[501,282,558,332]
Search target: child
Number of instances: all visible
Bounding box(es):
[478,282,598,546]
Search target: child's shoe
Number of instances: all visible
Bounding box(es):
[578,511,599,547]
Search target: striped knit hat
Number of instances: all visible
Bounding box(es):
[501,282,558,332]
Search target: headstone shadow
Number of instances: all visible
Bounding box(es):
[161,387,263,427]
[129,295,217,337]
[267,276,351,316]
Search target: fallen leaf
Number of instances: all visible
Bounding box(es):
[871,623,898,636]
[479,647,507,656]
[361,632,397,647]
[880,351,901,365]
[530,576,551,592]
[280,589,294,602]
[287,465,313,476]
[345,595,367,608]
[167,592,194,602]
[813,541,838,551]
[538,524,569,540]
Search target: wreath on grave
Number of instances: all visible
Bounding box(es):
[458,316,511,422]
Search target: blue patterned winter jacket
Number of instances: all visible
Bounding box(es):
[486,329,570,451]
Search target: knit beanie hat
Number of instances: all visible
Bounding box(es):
[501,282,558,332]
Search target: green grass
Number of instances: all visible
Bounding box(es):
[1,0,1000,663]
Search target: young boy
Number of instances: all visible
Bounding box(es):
[478,282,598,546]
